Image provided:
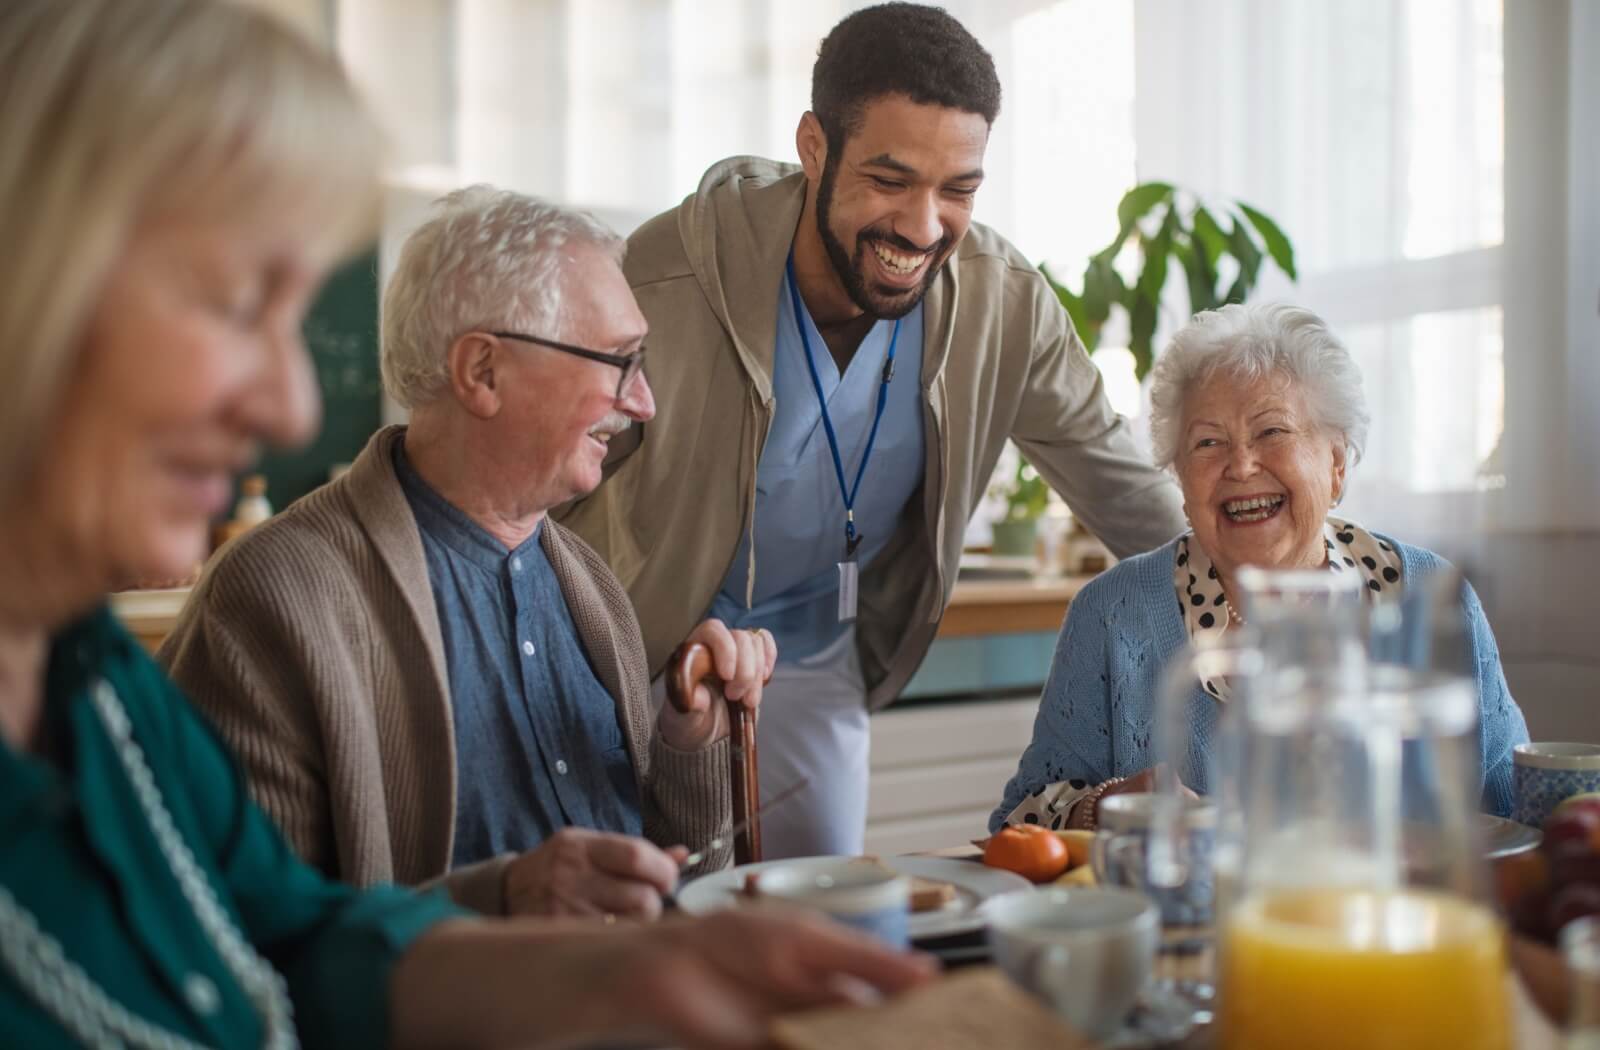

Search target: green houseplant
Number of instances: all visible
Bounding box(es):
[989,458,1050,556]
[1041,182,1298,379]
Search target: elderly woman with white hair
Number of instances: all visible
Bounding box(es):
[991,302,1528,831]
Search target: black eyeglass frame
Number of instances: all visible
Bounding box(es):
[489,331,646,400]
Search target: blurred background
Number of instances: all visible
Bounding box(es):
[220,0,1595,848]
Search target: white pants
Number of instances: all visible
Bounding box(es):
[755,629,870,859]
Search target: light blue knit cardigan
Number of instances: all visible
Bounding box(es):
[990,535,1530,829]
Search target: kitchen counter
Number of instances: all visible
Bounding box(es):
[110,586,191,653]
[113,571,1094,654]
[936,573,1088,638]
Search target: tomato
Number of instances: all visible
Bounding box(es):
[982,824,1072,883]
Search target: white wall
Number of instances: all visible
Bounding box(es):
[1476,0,1600,743]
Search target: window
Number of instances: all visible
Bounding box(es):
[1135,0,1508,530]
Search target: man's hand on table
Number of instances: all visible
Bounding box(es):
[657,618,777,751]
[503,827,689,920]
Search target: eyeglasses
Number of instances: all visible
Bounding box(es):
[490,331,647,401]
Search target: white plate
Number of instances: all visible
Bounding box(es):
[675,854,1032,940]
[1481,813,1541,859]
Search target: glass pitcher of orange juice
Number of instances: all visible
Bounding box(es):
[1155,567,1512,1050]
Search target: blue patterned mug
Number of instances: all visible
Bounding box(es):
[1513,743,1600,828]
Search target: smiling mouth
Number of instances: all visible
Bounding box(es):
[870,241,931,279]
[1223,494,1285,524]
[586,420,631,449]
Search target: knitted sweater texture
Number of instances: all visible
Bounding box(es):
[992,535,1529,830]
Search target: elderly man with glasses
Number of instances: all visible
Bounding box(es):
[161,186,774,920]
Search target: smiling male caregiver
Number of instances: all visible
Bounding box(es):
[556,2,1186,857]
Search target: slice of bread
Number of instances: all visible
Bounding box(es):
[770,967,1092,1050]
[908,875,958,913]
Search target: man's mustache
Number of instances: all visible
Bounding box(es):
[861,230,946,255]
[588,413,634,436]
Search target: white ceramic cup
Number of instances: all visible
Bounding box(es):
[749,858,911,947]
[982,886,1159,1040]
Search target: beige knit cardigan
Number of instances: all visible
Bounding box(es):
[160,426,731,914]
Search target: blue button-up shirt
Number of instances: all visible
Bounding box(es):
[709,281,926,661]
[394,443,641,866]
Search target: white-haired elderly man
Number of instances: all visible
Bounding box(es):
[991,302,1529,833]
[162,186,775,920]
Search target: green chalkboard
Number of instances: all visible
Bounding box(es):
[254,247,383,508]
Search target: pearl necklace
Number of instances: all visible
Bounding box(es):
[1227,602,1245,626]
[0,679,297,1050]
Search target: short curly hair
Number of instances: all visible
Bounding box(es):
[812,3,1001,152]
[1148,303,1371,474]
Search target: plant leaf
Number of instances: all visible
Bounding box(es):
[1116,182,1174,237]
[1174,239,1219,314]
[1040,262,1097,353]
[1225,213,1263,303]
[1129,293,1157,381]
[1137,230,1171,306]
[1238,201,1297,280]
[1192,206,1228,270]
[1083,255,1121,326]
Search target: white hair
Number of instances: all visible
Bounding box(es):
[1148,302,1371,472]
[381,185,625,409]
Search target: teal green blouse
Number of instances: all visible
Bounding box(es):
[0,609,464,1049]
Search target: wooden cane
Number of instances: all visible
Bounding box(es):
[666,642,761,864]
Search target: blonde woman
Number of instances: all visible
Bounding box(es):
[0,3,929,1048]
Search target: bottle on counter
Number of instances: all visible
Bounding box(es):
[214,474,273,548]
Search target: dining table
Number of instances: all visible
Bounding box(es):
[900,844,1564,1049]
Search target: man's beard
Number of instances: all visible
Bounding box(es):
[815,155,949,320]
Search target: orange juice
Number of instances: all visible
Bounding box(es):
[1219,888,1511,1050]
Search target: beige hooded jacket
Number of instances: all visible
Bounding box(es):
[555,157,1185,710]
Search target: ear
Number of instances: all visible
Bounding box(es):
[796,111,828,182]
[446,332,504,420]
[1329,439,1349,505]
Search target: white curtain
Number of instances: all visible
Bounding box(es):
[1133,0,1512,544]
[336,1,1144,263]
[337,0,1147,437]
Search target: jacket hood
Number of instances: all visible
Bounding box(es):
[676,156,808,401]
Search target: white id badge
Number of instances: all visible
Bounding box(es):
[836,560,859,622]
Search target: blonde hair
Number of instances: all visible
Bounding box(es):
[0,0,384,503]
[381,186,624,409]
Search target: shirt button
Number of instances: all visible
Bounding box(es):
[511,557,523,572]
[184,973,221,1016]
[555,759,569,776]
[521,640,535,657]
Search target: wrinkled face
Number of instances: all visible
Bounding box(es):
[1176,371,1347,584]
[814,95,988,319]
[497,242,653,507]
[33,212,325,591]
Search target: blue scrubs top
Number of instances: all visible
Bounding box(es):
[709,280,926,662]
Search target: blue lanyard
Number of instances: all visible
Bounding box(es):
[785,255,899,558]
